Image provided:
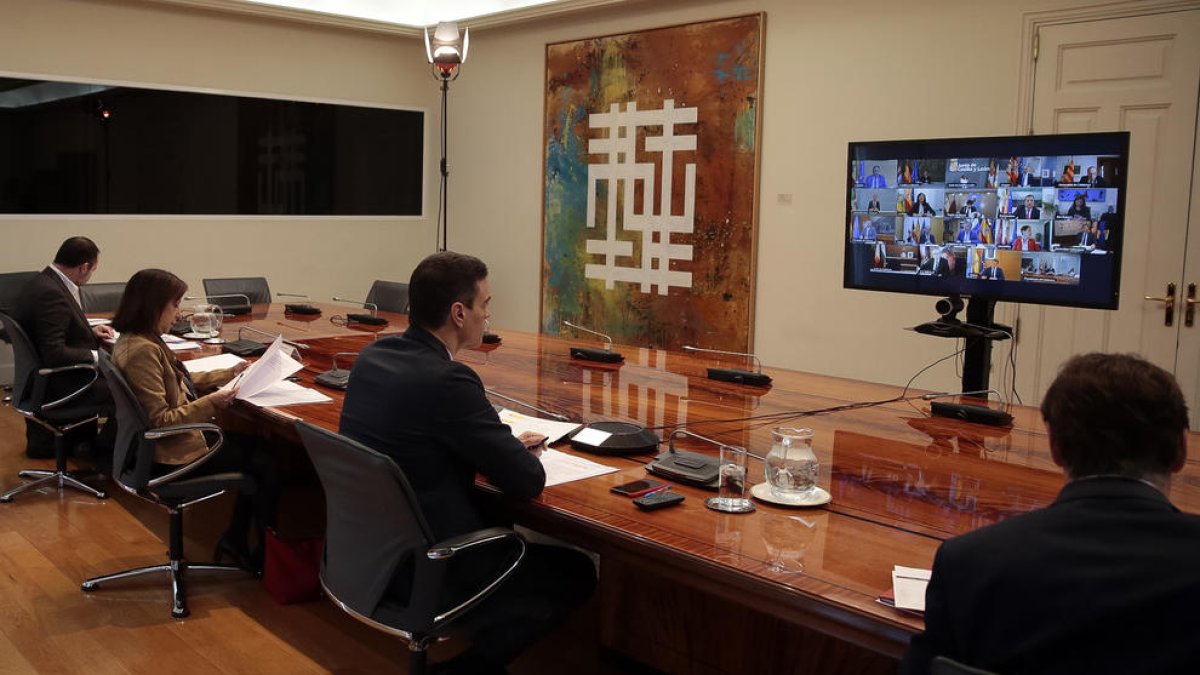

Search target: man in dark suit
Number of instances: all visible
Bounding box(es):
[340,251,596,675]
[12,237,115,459]
[1013,194,1041,220]
[901,353,1200,675]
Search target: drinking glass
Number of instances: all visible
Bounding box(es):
[765,427,819,499]
[705,444,755,513]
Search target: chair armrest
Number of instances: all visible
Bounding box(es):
[145,423,225,488]
[426,527,526,626]
[39,363,99,410]
[426,527,524,560]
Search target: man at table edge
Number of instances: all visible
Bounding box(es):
[339,251,596,675]
[900,352,1200,674]
[12,236,116,460]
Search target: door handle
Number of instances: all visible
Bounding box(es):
[1186,283,1197,328]
[1144,282,1176,327]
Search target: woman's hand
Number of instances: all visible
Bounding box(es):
[209,387,238,409]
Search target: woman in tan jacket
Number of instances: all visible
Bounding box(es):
[111,269,275,571]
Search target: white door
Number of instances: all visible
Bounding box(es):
[1007,9,1200,424]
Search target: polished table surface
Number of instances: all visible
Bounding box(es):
[181,303,1200,660]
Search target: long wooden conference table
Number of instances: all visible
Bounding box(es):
[184,302,1200,674]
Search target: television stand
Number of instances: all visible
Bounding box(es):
[913,296,1011,393]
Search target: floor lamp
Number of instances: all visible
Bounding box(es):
[425,21,469,252]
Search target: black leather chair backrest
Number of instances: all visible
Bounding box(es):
[97,351,157,490]
[0,311,43,411]
[0,271,38,316]
[294,421,446,632]
[80,282,126,314]
[365,280,410,314]
[203,277,272,306]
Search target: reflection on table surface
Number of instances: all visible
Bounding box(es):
[166,303,1200,656]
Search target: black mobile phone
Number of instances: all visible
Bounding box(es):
[610,479,667,498]
[634,491,685,511]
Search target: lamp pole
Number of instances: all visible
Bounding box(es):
[439,76,450,252]
[425,21,468,253]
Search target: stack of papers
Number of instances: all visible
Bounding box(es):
[495,409,614,486]
[218,336,331,407]
[881,565,932,614]
[497,408,581,443]
[185,339,331,407]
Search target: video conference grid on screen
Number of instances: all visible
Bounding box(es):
[845,143,1124,309]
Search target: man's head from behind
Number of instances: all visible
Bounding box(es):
[53,236,100,285]
[408,251,490,341]
[1041,353,1189,482]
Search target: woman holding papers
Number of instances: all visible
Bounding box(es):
[111,269,276,572]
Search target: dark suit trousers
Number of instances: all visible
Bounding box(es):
[436,543,597,673]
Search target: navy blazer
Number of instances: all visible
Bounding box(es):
[901,477,1200,674]
[339,324,545,543]
[14,267,97,367]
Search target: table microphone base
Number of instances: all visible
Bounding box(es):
[570,347,624,363]
[568,421,658,455]
[706,367,772,387]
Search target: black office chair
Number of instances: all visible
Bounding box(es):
[365,280,410,314]
[932,656,1002,675]
[80,281,126,314]
[81,352,253,618]
[294,421,525,675]
[202,277,271,314]
[0,271,38,401]
[0,311,107,503]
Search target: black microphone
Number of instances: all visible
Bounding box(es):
[922,390,1013,426]
[562,320,624,363]
[681,345,772,386]
[184,293,252,316]
[332,297,388,326]
[484,388,570,422]
[223,325,311,358]
[314,352,356,390]
[644,429,723,487]
[278,292,321,316]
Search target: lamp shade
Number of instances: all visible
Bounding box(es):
[424,21,469,77]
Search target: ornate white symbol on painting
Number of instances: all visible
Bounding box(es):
[585,100,697,295]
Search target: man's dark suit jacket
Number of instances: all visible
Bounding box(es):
[1013,204,1041,220]
[339,324,545,543]
[13,267,98,368]
[901,477,1200,675]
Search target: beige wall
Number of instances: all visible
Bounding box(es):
[1,0,1123,395]
[0,0,438,302]
[453,0,1088,393]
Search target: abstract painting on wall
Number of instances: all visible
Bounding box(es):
[541,14,764,352]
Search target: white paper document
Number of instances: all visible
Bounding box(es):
[238,380,332,407]
[538,448,617,487]
[220,336,303,400]
[891,565,932,612]
[166,341,201,351]
[184,353,246,374]
[497,408,581,444]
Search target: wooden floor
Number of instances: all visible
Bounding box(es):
[0,402,653,675]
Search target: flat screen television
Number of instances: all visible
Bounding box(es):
[844,131,1128,311]
[843,131,1129,393]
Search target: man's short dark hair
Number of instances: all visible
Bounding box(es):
[407,252,488,330]
[53,237,100,267]
[1040,353,1188,479]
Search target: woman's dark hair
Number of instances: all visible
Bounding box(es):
[1041,353,1189,479]
[112,269,188,336]
[407,252,488,330]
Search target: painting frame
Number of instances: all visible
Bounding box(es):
[540,14,765,352]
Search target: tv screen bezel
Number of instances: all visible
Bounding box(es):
[843,131,1129,311]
